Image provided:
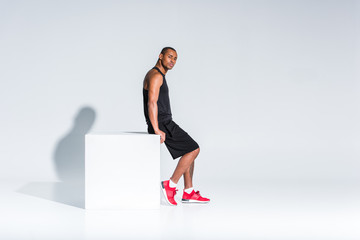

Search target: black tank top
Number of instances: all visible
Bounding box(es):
[143,67,172,124]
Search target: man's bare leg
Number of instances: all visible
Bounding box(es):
[170,148,199,185]
[183,161,195,189]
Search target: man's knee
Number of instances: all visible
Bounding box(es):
[193,147,200,155]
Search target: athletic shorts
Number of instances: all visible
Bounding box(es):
[147,120,199,160]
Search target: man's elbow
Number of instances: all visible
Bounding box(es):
[148,100,157,108]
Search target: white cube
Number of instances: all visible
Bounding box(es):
[85,132,160,209]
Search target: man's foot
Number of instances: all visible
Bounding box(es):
[161,180,178,206]
[182,190,210,203]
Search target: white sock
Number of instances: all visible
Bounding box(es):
[169,179,177,188]
[184,187,194,194]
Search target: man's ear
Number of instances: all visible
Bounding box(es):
[159,53,163,60]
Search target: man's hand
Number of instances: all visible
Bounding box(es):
[155,129,166,144]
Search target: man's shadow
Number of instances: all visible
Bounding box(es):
[18,107,96,208]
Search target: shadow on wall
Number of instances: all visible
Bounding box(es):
[54,106,96,182]
[17,107,96,209]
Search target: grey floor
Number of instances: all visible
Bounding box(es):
[1,179,359,240]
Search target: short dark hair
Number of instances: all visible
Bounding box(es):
[161,47,176,55]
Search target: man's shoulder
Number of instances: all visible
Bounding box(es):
[147,69,163,82]
[148,68,163,76]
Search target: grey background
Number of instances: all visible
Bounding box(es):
[0,0,359,183]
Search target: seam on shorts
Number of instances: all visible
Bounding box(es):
[163,121,173,138]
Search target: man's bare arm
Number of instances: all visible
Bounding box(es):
[148,73,166,143]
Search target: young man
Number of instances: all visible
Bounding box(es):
[143,47,210,205]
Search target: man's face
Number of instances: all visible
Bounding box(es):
[160,50,177,70]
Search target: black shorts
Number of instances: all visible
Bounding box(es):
[147,120,199,160]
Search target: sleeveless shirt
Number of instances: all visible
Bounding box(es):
[143,67,172,124]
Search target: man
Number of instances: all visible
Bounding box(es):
[143,47,210,206]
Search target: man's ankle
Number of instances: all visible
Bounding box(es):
[169,179,177,188]
[184,187,194,194]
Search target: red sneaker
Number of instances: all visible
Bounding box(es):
[161,180,178,206]
[182,190,210,203]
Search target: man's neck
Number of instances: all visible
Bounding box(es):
[155,63,167,75]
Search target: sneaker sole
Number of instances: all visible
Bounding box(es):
[181,199,210,204]
[161,182,177,206]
